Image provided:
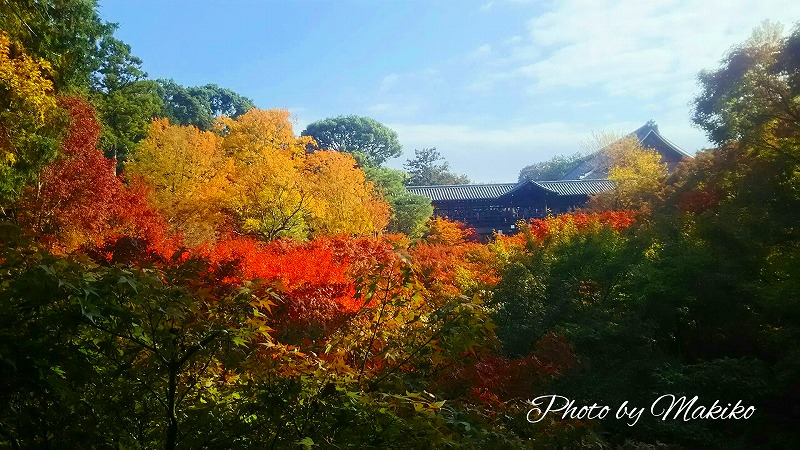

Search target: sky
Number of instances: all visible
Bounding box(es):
[100,0,800,183]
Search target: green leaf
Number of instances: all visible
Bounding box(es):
[298,437,316,448]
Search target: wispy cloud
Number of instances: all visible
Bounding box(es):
[443,0,800,178]
[475,0,800,103]
[470,44,492,60]
[325,1,797,181]
[379,73,399,93]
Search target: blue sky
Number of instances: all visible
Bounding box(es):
[100,0,799,182]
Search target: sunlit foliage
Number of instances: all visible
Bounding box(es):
[0,31,64,203]
[1,11,799,448]
[15,97,172,254]
[586,134,667,210]
[126,118,228,245]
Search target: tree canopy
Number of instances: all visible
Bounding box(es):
[0,0,168,168]
[586,134,667,210]
[404,147,470,186]
[518,153,585,182]
[157,79,254,131]
[301,115,402,166]
[361,165,433,239]
[0,0,110,91]
[693,20,800,151]
[0,30,65,203]
[126,108,388,244]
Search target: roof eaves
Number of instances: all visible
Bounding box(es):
[646,127,692,158]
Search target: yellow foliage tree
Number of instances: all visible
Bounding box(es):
[128,109,390,243]
[219,108,314,160]
[220,108,315,240]
[221,110,388,240]
[226,148,311,241]
[0,31,64,202]
[126,119,229,245]
[304,151,390,235]
[423,217,473,246]
[588,134,667,210]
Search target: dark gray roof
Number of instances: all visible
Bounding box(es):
[535,180,615,196]
[407,179,614,202]
[407,183,516,201]
[560,156,607,180]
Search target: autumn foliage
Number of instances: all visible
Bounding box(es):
[3,14,799,449]
[125,117,227,245]
[126,109,389,244]
[15,97,172,254]
[0,30,63,201]
[411,218,497,296]
[494,210,636,251]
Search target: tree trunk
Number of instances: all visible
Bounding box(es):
[165,361,178,450]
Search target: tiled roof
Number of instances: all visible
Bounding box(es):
[406,183,516,201]
[407,180,614,202]
[535,180,615,196]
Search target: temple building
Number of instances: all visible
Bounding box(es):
[562,120,692,179]
[407,121,690,238]
[407,180,614,237]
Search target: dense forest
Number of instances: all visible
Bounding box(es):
[1,2,799,448]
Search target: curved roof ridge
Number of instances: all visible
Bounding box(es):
[500,179,559,196]
[630,120,658,141]
[642,126,692,157]
[530,180,560,194]
[406,183,517,201]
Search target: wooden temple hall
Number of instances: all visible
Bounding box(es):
[407,180,614,237]
[407,121,691,238]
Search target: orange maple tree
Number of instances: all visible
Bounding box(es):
[404,217,496,297]
[202,234,398,338]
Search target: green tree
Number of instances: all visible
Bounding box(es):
[362,165,433,239]
[0,236,276,448]
[0,0,165,166]
[518,153,585,181]
[0,0,150,94]
[693,20,799,152]
[404,147,470,186]
[88,32,163,164]
[0,30,67,205]
[0,0,107,91]
[92,80,163,164]
[301,115,402,166]
[157,79,254,131]
[91,32,148,93]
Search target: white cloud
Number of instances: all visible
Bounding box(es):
[480,1,494,12]
[506,0,800,102]
[470,44,492,60]
[379,73,399,93]
[367,2,795,181]
[464,0,800,101]
[442,0,799,180]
